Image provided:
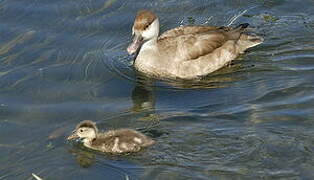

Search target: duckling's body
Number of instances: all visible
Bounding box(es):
[67,120,155,154]
[82,129,155,153]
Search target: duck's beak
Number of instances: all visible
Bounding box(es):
[67,132,79,140]
[127,34,143,55]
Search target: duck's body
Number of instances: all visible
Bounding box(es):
[67,120,155,154]
[83,129,154,153]
[127,10,263,79]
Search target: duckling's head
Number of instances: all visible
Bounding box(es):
[127,10,159,55]
[67,120,98,141]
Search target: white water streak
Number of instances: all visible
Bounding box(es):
[32,173,43,180]
[227,9,248,27]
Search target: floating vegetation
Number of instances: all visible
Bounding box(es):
[262,14,279,22]
[242,13,279,23]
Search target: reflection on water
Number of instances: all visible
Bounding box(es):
[68,148,96,168]
[1,0,314,179]
[131,76,155,112]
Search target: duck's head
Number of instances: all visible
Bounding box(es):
[67,120,98,141]
[127,10,159,55]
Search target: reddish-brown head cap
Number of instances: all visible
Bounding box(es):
[133,10,157,31]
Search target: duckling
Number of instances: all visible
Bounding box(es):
[67,120,155,154]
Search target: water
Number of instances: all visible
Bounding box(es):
[1,0,314,179]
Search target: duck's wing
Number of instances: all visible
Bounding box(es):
[92,133,116,147]
[114,129,154,147]
[159,25,225,40]
[158,24,248,61]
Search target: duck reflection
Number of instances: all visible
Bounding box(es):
[68,148,96,168]
[130,74,163,135]
[130,63,245,113]
[130,74,159,123]
[131,76,155,113]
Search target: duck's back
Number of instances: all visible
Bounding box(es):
[139,24,262,79]
[92,129,154,153]
[159,25,222,40]
[157,30,230,62]
[110,129,155,146]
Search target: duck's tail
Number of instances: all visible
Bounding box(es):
[142,138,155,147]
[235,23,250,30]
[225,23,250,40]
[229,23,264,52]
[237,32,263,53]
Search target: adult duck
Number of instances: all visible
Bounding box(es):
[127,10,263,79]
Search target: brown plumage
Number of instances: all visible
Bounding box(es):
[127,10,263,79]
[159,25,224,40]
[67,120,155,154]
[133,10,157,30]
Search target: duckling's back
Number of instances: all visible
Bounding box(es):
[93,129,154,153]
[112,129,155,147]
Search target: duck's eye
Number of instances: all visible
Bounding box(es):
[80,129,84,133]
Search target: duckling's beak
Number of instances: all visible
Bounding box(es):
[67,132,79,140]
[127,34,143,55]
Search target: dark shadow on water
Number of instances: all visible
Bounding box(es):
[131,76,155,113]
[68,147,96,168]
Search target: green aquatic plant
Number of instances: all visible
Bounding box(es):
[262,14,279,22]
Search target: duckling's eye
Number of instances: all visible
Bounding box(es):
[80,129,84,133]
